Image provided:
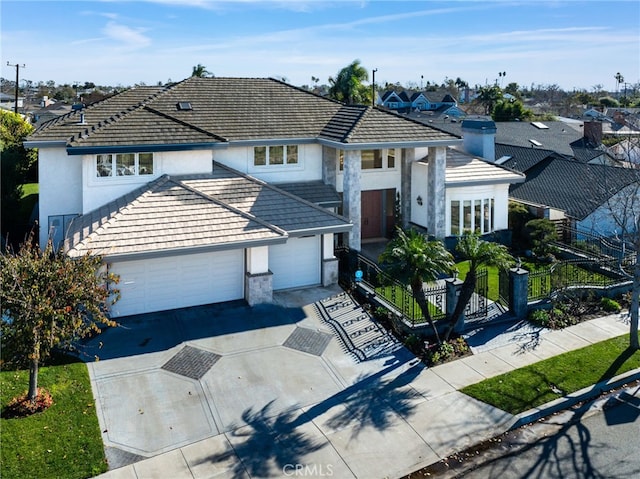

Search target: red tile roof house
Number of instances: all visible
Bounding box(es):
[26,77,522,318]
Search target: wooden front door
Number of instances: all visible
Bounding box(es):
[361,190,383,239]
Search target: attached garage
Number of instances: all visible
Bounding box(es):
[269,236,321,290]
[109,249,244,318]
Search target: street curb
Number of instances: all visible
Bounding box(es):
[509,368,640,429]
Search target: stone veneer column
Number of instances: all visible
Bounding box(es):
[244,246,273,305]
[509,267,529,319]
[401,148,414,229]
[342,150,362,250]
[426,146,447,238]
[322,146,337,186]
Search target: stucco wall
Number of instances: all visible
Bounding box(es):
[213,143,322,184]
[81,149,212,213]
[38,147,83,247]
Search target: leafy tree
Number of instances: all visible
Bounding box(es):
[448,234,514,338]
[475,84,503,115]
[525,218,559,258]
[1,110,37,240]
[504,82,521,99]
[492,98,532,121]
[599,96,619,108]
[1,236,120,403]
[379,228,455,344]
[328,59,370,105]
[191,64,212,78]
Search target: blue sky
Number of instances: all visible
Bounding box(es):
[2,1,638,91]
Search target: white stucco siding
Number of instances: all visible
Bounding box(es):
[445,184,510,235]
[214,144,322,183]
[81,149,213,213]
[38,147,83,247]
[335,164,401,193]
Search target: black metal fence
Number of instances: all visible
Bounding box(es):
[336,246,447,325]
[527,258,630,302]
[465,269,488,319]
[336,246,493,326]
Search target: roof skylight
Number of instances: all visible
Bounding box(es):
[176,101,192,111]
[531,121,549,129]
[529,139,543,147]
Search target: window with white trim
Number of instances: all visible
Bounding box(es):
[253,145,298,166]
[96,152,154,177]
[449,198,495,235]
[338,148,398,171]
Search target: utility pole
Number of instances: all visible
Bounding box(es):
[372,68,377,107]
[6,61,25,114]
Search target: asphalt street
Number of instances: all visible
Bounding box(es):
[457,387,640,479]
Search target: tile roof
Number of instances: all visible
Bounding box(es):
[442,148,525,186]
[29,77,458,149]
[65,163,351,258]
[509,158,638,220]
[179,163,352,234]
[275,182,342,207]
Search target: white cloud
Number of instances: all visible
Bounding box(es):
[102,21,152,49]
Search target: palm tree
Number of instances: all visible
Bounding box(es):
[328,59,370,105]
[191,64,211,78]
[379,228,455,345]
[447,234,514,339]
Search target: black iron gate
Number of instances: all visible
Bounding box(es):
[464,268,488,319]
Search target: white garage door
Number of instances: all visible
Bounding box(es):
[109,249,244,317]
[270,236,321,291]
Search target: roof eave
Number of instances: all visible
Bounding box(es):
[318,138,463,150]
[288,224,353,236]
[69,236,288,261]
[24,140,67,149]
[447,176,525,188]
[66,142,227,155]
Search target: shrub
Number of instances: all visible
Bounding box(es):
[601,297,621,313]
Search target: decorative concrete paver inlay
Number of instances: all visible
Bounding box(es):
[283,327,333,356]
[161,345,221,380]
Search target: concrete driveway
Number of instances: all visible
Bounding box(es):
[88,285,513,479]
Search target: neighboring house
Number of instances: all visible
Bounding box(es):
[26,77,521,317]
[379,89,457,113]
[427,117,640,237]
[32,101,74,127]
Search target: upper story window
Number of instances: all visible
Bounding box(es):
[339,148,398,171]
[253,145,298,166]
[96,153,154,177]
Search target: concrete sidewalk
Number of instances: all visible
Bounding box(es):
[91,289,636,479]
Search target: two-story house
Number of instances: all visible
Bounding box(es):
[26,77,522,317]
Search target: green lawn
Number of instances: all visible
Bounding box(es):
[20,182,39,197]
[456,261,500,301]
[461,334,640,415]
[1,356,108,479]
[19,182,39,225]
[376,284,445,323]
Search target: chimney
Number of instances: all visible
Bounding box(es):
[583,120,602,147]
[461,119,496,161]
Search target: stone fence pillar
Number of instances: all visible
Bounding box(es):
[509,267,529,319]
